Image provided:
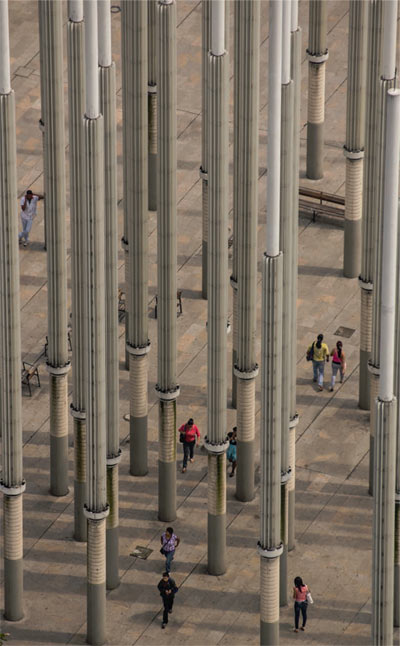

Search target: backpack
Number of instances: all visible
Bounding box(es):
[306,342,314,362]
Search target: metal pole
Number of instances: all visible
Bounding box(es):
[156,0,179,523]
[201,0,211,300]
[83,2,108,643]
[233,0,259,504]
[120,1,130,370]
[343,0,368,279]
[368,0,396,494]
[0,0,25,620]
[306,0,328,179]
[124,1,150,479]
[288,0,301,554]
[205,0,229,576]
[98,0,121,591]
[260,1,283,643]
[39,0,71,497]
[395,200,400,627]
[148,0,157,211]
[372,87,400,646]
[68,0,87,544]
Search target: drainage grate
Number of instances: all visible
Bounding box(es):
[334,326,355,339]
[130,546,153,560]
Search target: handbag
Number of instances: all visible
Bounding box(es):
[306,591,313,604]
[160,547,165,555]
[179,424,187,443]
[306,342,314,362]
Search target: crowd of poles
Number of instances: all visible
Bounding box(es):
[0,0,400,645]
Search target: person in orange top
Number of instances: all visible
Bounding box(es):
[179,418,200,473]
[293,576,310,632]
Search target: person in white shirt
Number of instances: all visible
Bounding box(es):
[18,189,44,246]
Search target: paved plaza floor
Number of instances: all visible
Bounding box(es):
[2,1,400,644]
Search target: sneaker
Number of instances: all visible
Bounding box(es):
[229,472,234,477]
[168,609,172,614]
[162,623,166,629]
[182,467,186,473]
[23,241,28,247]
[189,458,194,463]
[301,627,305,631]
[294,628,298,633]
[329,387,334,392]
[318,386,323,392]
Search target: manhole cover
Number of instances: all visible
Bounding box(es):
[334,326,355,339]
[130,546,153,560]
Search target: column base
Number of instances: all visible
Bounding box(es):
[306,121,324,180]
[369,434,374,497]
[395,563,400,627]
[87,581,106,645]
[260,620,279,646]
[50,434,69,497]
[4,557,24,621]
[235,439,254,502]
[359,349,371,410]
[148,152,157,211]
[74,479,87,542]
[202,239,208,300]
[207,512,226,575]
[106,525,120,590]
[279,544,288,606]
[158,460,176,522]
[343,218,361,279]
[130,415,148,476]
[231,348,237,409]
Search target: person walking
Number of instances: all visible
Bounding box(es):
[160,526,180,574]
[293,576,310,632]
[158,571,178,629]
[329,340,346,391]
[306,333,329,391]
[227,427,237,477]
[179,418,200,473]
[18,189,44,246]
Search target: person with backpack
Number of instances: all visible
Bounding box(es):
[293,576,311,632]
[306,333,329,391]
[329,340,346,391]
[178,418,200,473]
[158,572,178,629]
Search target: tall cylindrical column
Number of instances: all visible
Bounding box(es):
[0,1,25,620]
[156,0,179,523]
[372,88,400,646]
[98,0,121,591]
[121,1,130,370]
[68,0,87,543]
[306,0,328,180]
[205,0,229,576]
[124,1,150,480]
[260,2,283,643]
[233,0,259,503]
[201,0,211,300]
[148,0,157,211]
[395,208,400,628]
[368,0,396,494]
[39,0,70,498]
[288,4,301,553]
[343,0,368,278]
[83,2,108,643]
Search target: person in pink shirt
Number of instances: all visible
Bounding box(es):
[179,418,200,473]
[293,576,310,632]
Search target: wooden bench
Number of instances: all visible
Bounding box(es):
[154,290,183,319]
[21,360,41,397]
[298,186,345,225]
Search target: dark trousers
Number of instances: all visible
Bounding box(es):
[294,601,307,629]
[162,594,174,623]
[183,441,195,468]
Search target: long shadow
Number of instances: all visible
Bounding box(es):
[298,264,343,278]
[0,626,75,644]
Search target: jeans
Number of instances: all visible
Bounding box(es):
[331,362,344,388]
[19,216,33,242]
[183,441,195,468]
[162,594,174,624]
[294,601,307,629]
[164,549,175,573]
[312,360,325,387]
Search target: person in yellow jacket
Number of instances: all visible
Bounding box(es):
[306,334,329,391]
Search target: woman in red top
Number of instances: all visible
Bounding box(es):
[293,576,310,632]
[179,418,200,473]
[329,340,346,392]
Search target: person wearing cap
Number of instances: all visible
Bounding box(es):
[306,333,329,391]
[178,418,200,473]
[18,189,44,247]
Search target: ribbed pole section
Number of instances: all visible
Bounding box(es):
[279,7,294,605]
[83,3,108,643]
[148,0,157,211]
[259,254,283,645]
[233,0,259,503]
[306,0,328,179]
[68,4,87,543]
[201,0,211,300]
[343,0,368,278]
[288,12,301,553]
[124,1,150,480]
[359,0,382,412]
[156,0,179,523]
[205,1,229,576]
[121,1,130,370]
[0,2,25,618]
[368,0,396,494]
[39,0,70,497]
[99,0,121,592]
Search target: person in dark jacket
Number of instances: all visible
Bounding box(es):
[158,572,178,629]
